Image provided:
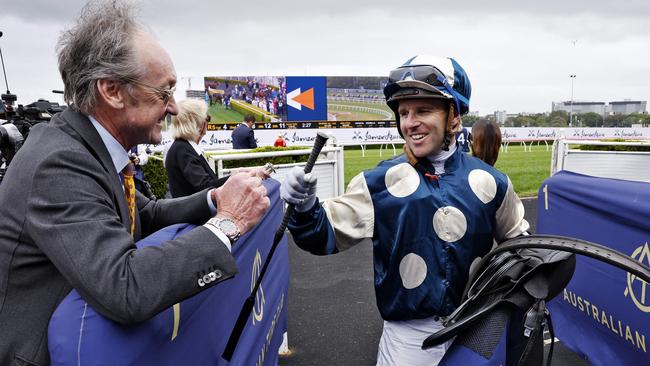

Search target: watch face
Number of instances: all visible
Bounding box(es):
[219,219,238,236]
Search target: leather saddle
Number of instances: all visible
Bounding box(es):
[422,235,650,366]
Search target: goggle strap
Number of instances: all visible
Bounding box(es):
[454,93,469,106]
[436,74,467,114]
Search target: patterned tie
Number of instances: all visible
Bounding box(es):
[122,161,136,236]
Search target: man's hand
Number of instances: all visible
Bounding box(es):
[211,171,270,235]
[280,166,317,212]
[235,166,272,180]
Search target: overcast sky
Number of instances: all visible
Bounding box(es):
[1,0,649,115]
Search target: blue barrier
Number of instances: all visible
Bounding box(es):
[48,180,288,366]
[537,171,650,365]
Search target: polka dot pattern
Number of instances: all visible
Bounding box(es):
[468,169,497,204]
[433,206,467,242]
[399,253,428,289]
[385,163,420,198]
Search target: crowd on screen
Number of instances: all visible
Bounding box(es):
[206,78,287,120]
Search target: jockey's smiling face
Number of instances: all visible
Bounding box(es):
[398,99,458,158]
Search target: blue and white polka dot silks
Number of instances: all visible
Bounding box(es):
[288,148,528,321]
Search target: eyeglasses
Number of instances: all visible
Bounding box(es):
[122,77,176,108]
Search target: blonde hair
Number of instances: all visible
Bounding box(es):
[170,99,208,141]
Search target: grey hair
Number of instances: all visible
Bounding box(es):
[56,0,145,114]
[170,99,208,142]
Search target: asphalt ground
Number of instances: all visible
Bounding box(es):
[279,197,590,366]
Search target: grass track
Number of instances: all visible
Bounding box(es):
[209,103,245,123]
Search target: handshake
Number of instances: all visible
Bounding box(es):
[209,165,318,240]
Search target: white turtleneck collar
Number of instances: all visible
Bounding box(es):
[426,142,457,174]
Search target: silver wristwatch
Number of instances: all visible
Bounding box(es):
[207,217,241,243]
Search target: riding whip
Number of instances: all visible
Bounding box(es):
[222,131,330,361]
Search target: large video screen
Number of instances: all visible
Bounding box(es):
[204,76,394,130]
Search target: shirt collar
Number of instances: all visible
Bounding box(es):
[428,142,457,164]
[87,115,129,174]
[188,140,204,156]
[427,142,457,174]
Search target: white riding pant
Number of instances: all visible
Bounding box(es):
[376,316,452,366]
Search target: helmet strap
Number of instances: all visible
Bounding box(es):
[404,143,419,166]
[404,143,439,179]
[442,102,456,151]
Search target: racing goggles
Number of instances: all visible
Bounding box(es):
[386,64,467,115]
[388,65,453,95]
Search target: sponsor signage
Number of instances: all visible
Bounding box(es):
[285,76,328,121]
[538,171,650,365]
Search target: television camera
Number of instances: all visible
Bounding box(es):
[0,31,66,184]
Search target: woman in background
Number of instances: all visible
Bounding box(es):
[165,99,228,198]
[470,120,502,166]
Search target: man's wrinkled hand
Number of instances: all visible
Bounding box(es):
[212,171,270,235]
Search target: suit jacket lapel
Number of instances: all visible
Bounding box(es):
[194,141,217,179]
[181,139,216,178]
[198,151,217,179]
[55,109,133,233]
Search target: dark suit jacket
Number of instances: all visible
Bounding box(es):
[231,123,257,149]
[0,108,237,365]
[165,139,229,198]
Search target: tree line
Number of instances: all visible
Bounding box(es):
[461,111,650,128]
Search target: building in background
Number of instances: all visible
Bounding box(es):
[494,110,507,124]
[553,100,647,117]
[552,101,607,117]
[185,90,206,99]
[609,100,647,115]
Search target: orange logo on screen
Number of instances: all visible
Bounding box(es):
[290,88,315,110]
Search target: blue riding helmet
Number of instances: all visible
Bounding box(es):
[383,55,472,148]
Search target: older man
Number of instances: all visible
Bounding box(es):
[0,1,269,364]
